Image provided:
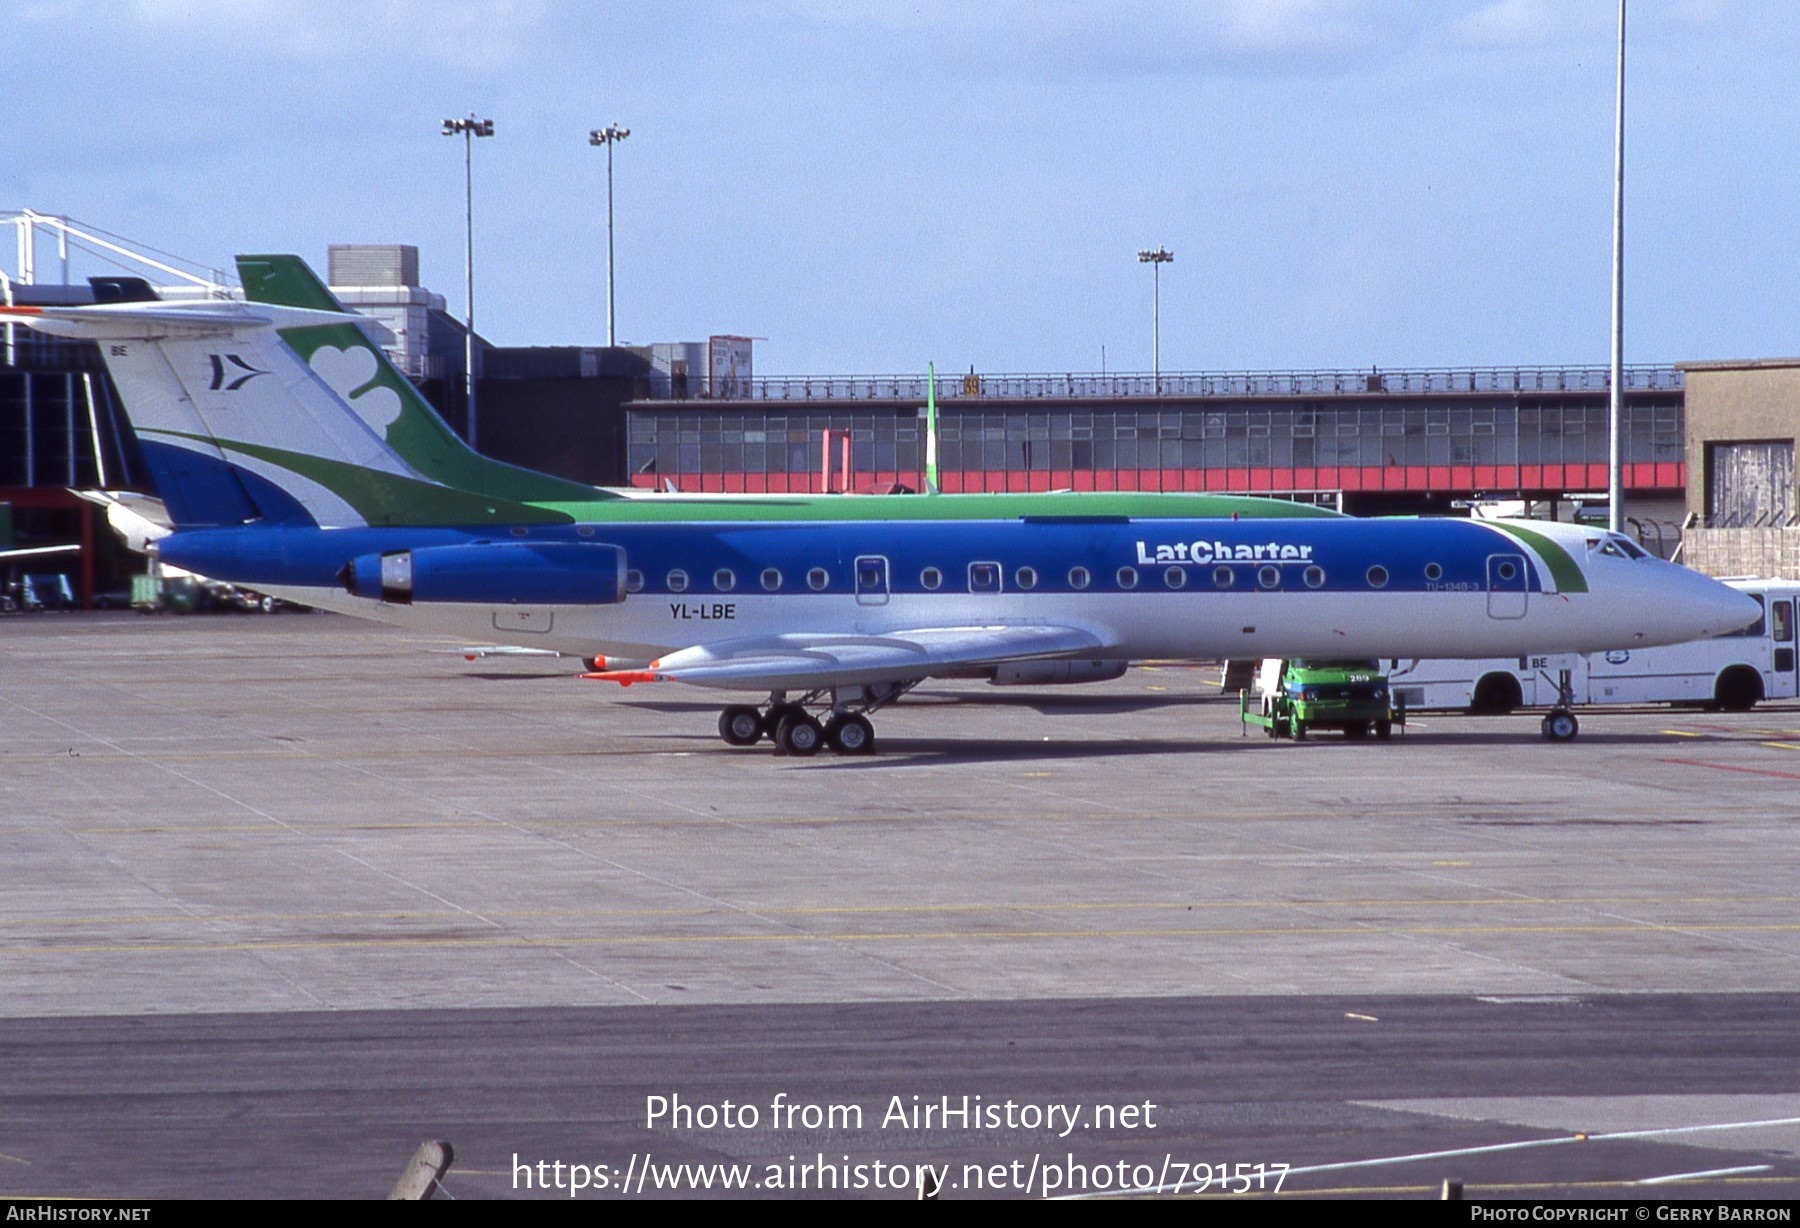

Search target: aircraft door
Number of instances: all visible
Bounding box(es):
[1486,554,1528,619]
[854,555,890,606]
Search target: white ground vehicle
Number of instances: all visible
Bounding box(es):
[1387,579,1799,714]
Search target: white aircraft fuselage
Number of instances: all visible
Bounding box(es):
[158,515,1758,691]
[6,254,1763,754]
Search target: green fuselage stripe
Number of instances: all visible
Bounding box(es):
[1486,521,1589,593]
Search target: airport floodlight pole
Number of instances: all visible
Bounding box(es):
[1137,247,1173,395]
[443,113,494,449]
[590,124,630,347]
[1607,0,1627,534]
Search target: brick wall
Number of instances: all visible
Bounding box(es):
[1679,526,1800,579]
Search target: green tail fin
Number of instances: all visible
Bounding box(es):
[235,254,608,507]
[237,255,348,313]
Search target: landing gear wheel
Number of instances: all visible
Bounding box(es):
[1541,710,1579,742]
[825,713,875,755]
[1375,720,1393,740]
[718,705,765,747]
[774,711,825,757]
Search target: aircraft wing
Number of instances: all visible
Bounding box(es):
[596,624,1116,691]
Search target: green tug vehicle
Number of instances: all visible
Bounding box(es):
[1240,658,1404,741]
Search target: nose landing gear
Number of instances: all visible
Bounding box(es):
[1540,710,1580,742]
[1539,667,1580,742]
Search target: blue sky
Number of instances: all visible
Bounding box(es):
[5,1,1797,375]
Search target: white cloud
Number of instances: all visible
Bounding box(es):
[119,0,551,69]
[1456,0,1560,48]
[1673,0,1731,23]
[746,0,1416,76]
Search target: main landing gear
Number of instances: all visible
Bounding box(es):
[716,682,917,757]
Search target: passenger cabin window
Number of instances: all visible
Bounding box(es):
[1213,566,1234,589]
[1164,566,1186,590]
[1068,566,1091,591]
[807,567,830,592]
[1258,566,1281,589]
[1366,565,1388,589]
[969,562,1002,593]
[1016,566,1039,591]
[921,566,943,591]
[761,568,782,591]
[625,569,644,594]
[714,569,736,592]
[1424,563,1444,582]
[1116,566,1138,590]
[1303,565,1325,589]
[667,569,689,593]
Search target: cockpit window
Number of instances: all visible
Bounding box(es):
[1591,533,1649,560]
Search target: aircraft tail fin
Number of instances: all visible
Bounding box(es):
[236,253,347,314]
[2,255,604,529]
[234,255,609,511]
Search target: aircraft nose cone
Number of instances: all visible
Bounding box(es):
[1670,569,1765,640]
[1709,584,1766,638]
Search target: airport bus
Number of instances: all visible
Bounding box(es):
[1384,579,1798,713]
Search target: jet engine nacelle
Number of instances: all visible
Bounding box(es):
[987,659,1129,686]
[344,541,628,605]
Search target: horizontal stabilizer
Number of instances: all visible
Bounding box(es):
[0,301,392,343]
[0,543,82,562]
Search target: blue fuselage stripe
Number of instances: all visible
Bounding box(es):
[158,518,1549,600]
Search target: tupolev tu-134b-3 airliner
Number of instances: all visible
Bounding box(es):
[2,255,1760,757]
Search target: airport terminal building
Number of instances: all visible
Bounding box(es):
[4,237,1796,602]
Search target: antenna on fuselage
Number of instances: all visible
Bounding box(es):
[924,362,941,495]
